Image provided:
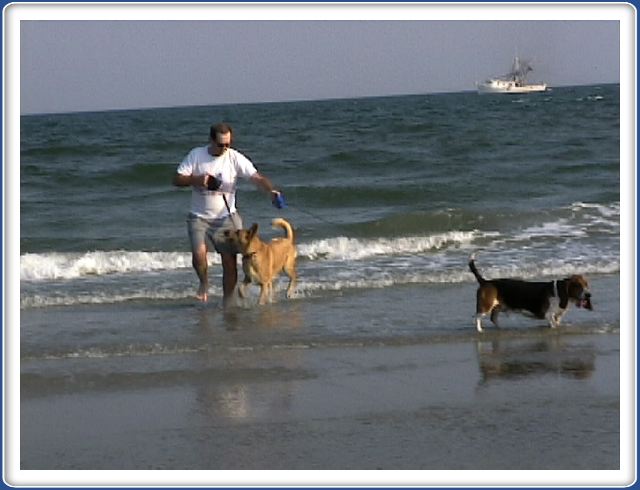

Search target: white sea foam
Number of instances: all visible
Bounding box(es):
[514,220,588,240]
[20,289,198,309]
[27,343,207,361]
[20,257,619,309]
[298,231,480,261]
[21,250,195,281]
[510,202,619,242]
[571,201,620,220]
[19,206,620,307]
[21,231,481,282]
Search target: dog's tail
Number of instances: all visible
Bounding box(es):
[272,218,295,243]
[468,253,486,285]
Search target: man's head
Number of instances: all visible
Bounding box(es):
[210,123,233,155]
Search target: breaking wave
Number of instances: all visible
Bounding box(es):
[19,202,619,308]
[21,231,481,282]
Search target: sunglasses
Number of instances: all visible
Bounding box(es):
[215,142,230,149]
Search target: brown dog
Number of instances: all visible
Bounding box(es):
[226,218,297,305]
[469,254,592,332]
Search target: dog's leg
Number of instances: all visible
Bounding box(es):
[238,277,251,298]
[549,308,566,328]
[258,284,269,305]
[259,281,275,305]
[475,286,498,333]
[285,277,297,299]
[475,314,484,332]
[490,307,501,328]
[284,259,297,299]
[475,290,484,332]
[267,281,274,304]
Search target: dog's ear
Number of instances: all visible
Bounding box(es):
[567,275,589,302]
[249,223,258,238]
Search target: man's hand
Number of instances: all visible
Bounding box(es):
[271,190,286,209]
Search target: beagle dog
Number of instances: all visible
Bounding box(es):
[469,254,592,332]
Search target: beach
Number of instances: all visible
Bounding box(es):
[21,335,619,473]
[19,277,621,479]
[17,86,624,483]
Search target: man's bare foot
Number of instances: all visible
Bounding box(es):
[222,292,238,309]
[196,283,208,302]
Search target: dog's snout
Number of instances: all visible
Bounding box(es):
[581,290,593,311]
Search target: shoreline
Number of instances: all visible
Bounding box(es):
[16,274,625,482]
[20,332,620,476]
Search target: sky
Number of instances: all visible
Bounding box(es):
[17,6,622,115]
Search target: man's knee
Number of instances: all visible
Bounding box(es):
[192,245,207,265]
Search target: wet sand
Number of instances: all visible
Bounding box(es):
[17,331,621,485]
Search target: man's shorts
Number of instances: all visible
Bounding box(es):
[187,212,243,255]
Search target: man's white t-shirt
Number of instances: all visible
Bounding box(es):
[177,146,258,219]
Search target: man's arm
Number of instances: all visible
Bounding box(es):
[250,172,278,194]
[173,173,209,188]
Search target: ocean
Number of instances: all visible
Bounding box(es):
[18,84,622,472]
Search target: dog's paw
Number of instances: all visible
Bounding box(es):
[475,318,484,332]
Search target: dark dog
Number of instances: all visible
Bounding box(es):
[469,254,592,332]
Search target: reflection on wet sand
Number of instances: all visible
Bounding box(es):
[475,336,596,384]
[225,303,304,331]
[193,354,304,422]
[193,304,306,422]
[195,301,304,333]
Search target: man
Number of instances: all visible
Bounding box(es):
[173,123,281,304]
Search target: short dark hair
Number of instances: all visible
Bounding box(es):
[210,123,233,140]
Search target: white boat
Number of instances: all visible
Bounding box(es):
[477,57,547,94]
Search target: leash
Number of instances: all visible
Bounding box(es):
[222,194,240,230]
[225,189,341,229]
[273,192,343,227]
[284,203,342,227]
